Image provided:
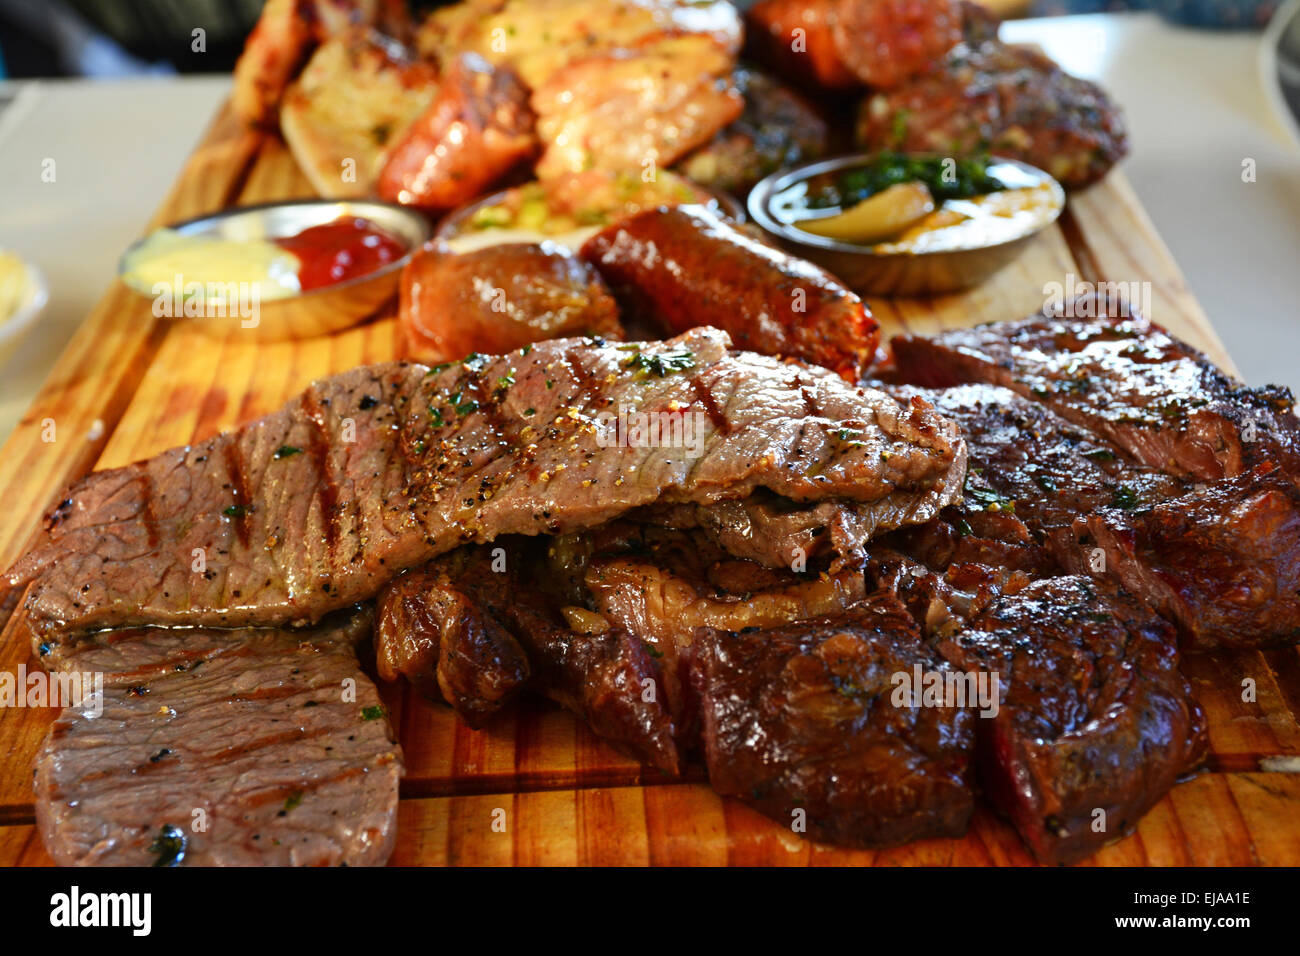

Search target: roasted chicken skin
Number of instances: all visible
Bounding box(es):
[378,52,536,210]
[582,204,879,379]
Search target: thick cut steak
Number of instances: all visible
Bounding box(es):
[6,328,965,655]
[936,576,1206,864]
[891,305,1300,482]
[34,612,402,867]
[1067,463,1300,651]
[690,603,976,848]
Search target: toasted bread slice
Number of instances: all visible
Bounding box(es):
[280,28,438,198]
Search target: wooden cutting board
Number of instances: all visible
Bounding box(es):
[1,103,1298,867]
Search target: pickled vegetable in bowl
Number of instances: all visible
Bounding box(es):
[770,153,1062,254]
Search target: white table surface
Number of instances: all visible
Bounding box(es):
[0,12,1297,449]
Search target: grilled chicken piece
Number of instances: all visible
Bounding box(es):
[6,328,966,654]
[890,301,1300,483]
[677,66,828,195]
[532,34,742,181]
[582,204,879,378]
[377,52,536,210]
[744,0,860,90]
[416,0,743,89]
[936,576,1207,865]
[35,612,402,866]
[857,39,1129,188]
[280,29,438,198]
[376,565,530,725]
[233,0,412,127]
[400,242,623,361]
[691,605,977,848]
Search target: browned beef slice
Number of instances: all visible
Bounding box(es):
[34,613,402,866]
[689,601,976,848]
[935,576,1207,865]
[8,328,966,653]
[375,566,529,726]
[379,544,681,773]
[1066,463,1300,652]
[891,306,1300,483]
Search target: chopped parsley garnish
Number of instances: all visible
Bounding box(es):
[222,504,250,519]
[621,347,696,377]
[149,825,187,867]
[1111,486,1140,510]
[282,790,304,813]
[361,705,387,721]
[274,445,302,459]
[1082,448,1115,462]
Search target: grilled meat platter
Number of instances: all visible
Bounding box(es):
[2,0,1295,868]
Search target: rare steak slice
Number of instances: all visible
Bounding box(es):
[935,576,1207,864]
[6,327,966,655]
[891,303,1300,483]
[690,601,976,848]
[1066,463,1300,651]
[34,612,402,867]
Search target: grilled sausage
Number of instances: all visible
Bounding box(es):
[581,204,878,379]
[401,242,624,360]
[377,52,536,210]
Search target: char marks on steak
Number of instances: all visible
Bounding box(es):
[891,301,1300,483]
[1066,463,1300,651]
[935,576,1206,865]
[35,612,402,867]
[891,307,1300,650]
[6,328,966,655]
[691,604,977,848]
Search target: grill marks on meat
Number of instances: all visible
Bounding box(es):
[35,613,402,867]
[691,605,976,848]
[891,309,1300,650]
[891,306,1300,483]
[581,204,880,379]
[1067,464,1300,651]
[935,577,1206,864]
[6,328,966,655]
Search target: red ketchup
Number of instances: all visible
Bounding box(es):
[274,217,406,291]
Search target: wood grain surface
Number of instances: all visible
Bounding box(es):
[1,104,1297,866]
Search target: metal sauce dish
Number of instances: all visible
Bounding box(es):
[748,154,1065,297]
[117,200,431,341]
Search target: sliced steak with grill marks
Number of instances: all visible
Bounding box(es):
[935,576,1207,865]
[34,612,402,867]
[6,327,966,657]
[1065,463,1300,652]
[890,303,1300,483]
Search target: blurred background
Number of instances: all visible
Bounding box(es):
[0,0,1283,79]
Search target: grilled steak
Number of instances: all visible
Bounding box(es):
[857,39,1128,188]
[689,604,977,848]
[6,328,966,655]
[935,576,1207,864]
[581,205,880,379]
[891,303,1300,483]
[375,565,530,725]
[34,612,402,867]
[1066,463,1300,651]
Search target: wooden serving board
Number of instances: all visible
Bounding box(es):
[1,103,1298,867]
